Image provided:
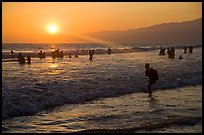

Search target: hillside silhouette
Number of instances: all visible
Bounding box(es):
[86,18,202,44]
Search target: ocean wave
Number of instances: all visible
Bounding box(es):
[2,47,202,120]
[2,44,202,59]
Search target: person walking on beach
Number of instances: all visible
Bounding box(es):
[145,63,158,97]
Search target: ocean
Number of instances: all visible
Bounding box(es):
[2,43,202,133]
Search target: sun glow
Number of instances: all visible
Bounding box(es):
[47,24,59,34]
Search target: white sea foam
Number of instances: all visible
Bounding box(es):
[2,44,202,119]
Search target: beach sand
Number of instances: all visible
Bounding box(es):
[76,85,202,133]
[2,85,202,133]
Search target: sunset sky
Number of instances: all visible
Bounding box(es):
[2,2,202,43]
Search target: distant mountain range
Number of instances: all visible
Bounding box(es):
[85,18,202,44]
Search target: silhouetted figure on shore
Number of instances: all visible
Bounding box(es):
[18,53,26,64]
[179,55,183,59]
[188,45,193,53]
[107,47,111,55]
[145,63,158,97]
[27,55,31,64]
[184,46,187,53]
[89,50,93,61]
[159,47,165,55]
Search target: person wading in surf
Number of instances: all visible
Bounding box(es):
[145,63,158,97]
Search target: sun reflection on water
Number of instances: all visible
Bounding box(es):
[50,64,58,68]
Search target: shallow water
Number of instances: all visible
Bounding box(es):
[2,85,202,133]
[2,46,202,120]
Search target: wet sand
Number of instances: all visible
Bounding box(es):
[77,85,202,133]
[2,85,202,133]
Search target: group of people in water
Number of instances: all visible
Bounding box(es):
[13,45,194,66]
[17,53,31,64]
[39,50,46,59]
[148,45,194,97]
[12,47,112,64]
[51,49,64,59]
[11,45,196,98]
[159,45,193,59]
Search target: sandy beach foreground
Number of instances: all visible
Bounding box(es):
[77,85,202,133]
[2,85,202,133]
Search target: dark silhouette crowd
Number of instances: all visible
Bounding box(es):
[159,45,194,59]
[39,50,46,59]
[18,53,31,64]
[51,49,64,59]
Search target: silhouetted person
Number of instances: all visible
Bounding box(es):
[168,47,175,58]
[189,45,193,53]
[184,46,187,53]
[179,55,183,59]
[159,47,165,55]
[42,52,46,58]
[27,55,31,64]
[145,63,158,97]
[59,51,64,58]
[92,49,95,56]
[107,47,111,55]
[39,50,42,57]
[55,49,59,53]
[18,53,26,64]
[167,48,170,56]
[89,50,93,61]
[39,50,45,59]
[11,50,14,55]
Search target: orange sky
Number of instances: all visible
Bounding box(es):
[2,2,202,43]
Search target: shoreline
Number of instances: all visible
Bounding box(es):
[2,85,202,133]
[2,84,201,121]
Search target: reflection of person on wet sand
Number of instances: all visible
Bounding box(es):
[148,96,157,108]
[145,63,158,97]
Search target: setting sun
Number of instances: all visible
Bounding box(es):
[47,24,59,34]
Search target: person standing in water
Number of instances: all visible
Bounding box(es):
[184,46,187,53]
[145,63,158,97]
[107,47,111,55]
[27,55,31,64]
[188,45,193,53]
[89,50,93,61]
[18,53,26,64]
